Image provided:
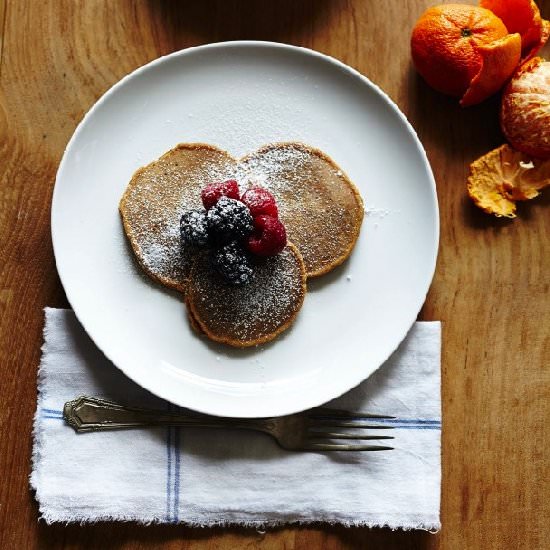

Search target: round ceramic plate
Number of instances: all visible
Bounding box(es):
[52,42,439,417]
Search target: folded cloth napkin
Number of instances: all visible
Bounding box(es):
[31,308,441,529]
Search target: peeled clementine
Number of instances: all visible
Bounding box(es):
[501,57,550,159]
[480,0,550,61]
[467,144,550,217]
[411,4,521,106]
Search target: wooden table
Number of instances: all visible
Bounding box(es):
[1,1,548,548]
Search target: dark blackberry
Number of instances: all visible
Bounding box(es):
[180,210,209,248]
[206,197,253,244]
[211,241,253,285]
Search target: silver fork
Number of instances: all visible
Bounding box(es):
[63,396,394,452]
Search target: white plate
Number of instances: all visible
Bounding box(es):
[52,42,439,418]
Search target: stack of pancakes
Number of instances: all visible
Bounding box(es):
[120,142,363,347]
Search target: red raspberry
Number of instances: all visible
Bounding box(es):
[201,180,240,210]
[247,215,287,257]
[241,187,278,219]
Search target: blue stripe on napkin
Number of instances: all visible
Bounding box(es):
[166,426,172,522]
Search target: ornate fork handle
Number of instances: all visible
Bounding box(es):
[63,396,271,433]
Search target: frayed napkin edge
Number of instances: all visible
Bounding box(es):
[30,309,442,532]
[29,308,56,496]
[36,511,440,532]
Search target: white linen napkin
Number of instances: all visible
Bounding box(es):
[31,308,441,529]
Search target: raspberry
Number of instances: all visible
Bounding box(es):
[211,242,253,285]
[180,210,209,248]
[201,180,240,210]
[241,187,278,218]
[207,197,253,244]
[247,215,287,257]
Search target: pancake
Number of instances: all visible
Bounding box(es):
[120,144,237,293]
[187,302,204,335]
[120,142,363,291]
[187,243,307,347]
[238,143,364,277]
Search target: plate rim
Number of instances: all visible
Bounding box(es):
[51,40,440,417]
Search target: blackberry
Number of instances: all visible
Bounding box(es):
[211,241,253,285]
[180,210,209,248]
[207,197,253,244]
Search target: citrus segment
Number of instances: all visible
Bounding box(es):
[467,144,550,217]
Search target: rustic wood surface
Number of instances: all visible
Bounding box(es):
[1,0,548,548]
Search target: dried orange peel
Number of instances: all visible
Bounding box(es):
[467,144,550,217]
[480,0,550,61]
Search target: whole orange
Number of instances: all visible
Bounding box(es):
[501,57,550,159]
[411,4,521,105]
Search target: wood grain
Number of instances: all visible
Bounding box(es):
[1,1,548,548]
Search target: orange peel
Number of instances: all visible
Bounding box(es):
[460,33,522,107]
[480,0,550,60]
[467,144,550,217]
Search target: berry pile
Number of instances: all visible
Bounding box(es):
[180,180,287,284]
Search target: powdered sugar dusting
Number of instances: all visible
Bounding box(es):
[121,142,363,289]
[189,246,305,343]
[236,146,313,192]
[121,146,236,289]
[365,206,391,219]
[238,143,363,275]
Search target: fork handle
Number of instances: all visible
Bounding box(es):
[63,396,267,433]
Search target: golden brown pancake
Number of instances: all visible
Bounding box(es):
[120,144,237,293]
[238,143,364,277]
[120,142,363,290]
[187,243,307,347]
[187,304,204,335]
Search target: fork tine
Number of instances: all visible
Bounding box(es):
[308,407,395,420]
[308,432,394,440]
[302,443,394,452]
[307,432,394,440]
[310,419,395,429]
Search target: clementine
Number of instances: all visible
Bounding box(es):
[411,4,521,106]
[501,57,550,159]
